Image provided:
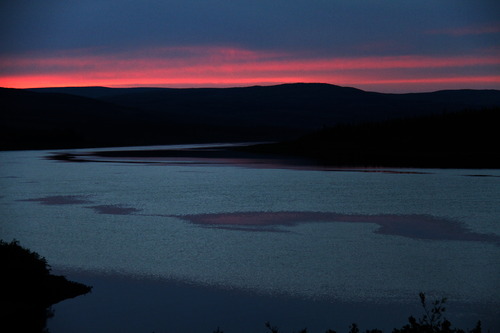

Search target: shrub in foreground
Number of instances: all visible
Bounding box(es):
[0,239,92,333]
[214,292,484,333]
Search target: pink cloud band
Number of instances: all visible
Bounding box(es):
[1,46,499,92]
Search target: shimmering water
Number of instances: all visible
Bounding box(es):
[1,145,499,331]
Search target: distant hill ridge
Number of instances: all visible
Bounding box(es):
[240,106,500,168]
[1,83,500,150]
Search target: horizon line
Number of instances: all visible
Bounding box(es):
[4,82,500,95]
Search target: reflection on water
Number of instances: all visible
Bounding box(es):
[17,195,93,205]
[87,204,141,215]
[17,196,500,243]
[176,211,500,244]
[1,146,500,331]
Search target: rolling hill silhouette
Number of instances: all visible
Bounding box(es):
[2,83,500,153]
[239,107,500,168]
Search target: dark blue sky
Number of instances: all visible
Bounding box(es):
[1,1,499,92]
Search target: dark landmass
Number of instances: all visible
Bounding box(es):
[2,83,500,151]
[51,106,500,169]
[0,239,92,333]
[238,107,500,168]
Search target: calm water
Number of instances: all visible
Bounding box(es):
[1,145,499,332]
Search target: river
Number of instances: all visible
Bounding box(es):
[1,144,499,332]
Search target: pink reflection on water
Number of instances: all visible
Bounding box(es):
[177,211,500,245]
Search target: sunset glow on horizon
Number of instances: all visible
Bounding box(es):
[1,1,499,93]
[1,47,500,93]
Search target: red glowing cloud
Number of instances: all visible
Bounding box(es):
[1,46,499,92]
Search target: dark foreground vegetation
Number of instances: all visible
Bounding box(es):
[213,293,484,333]
[0,239,92,333]
[241,107,500,168]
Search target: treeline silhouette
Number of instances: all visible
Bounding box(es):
[242,107,500,168]
[0,239,91,333]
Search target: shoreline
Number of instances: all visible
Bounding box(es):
[44,142,500,170]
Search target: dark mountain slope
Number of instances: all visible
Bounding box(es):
[241,107,500,168]
[0,88,175,149]
[29,86,168,99]
[30,83,500,131]
[1,88,299,149]
[31,84,372,129]
[4,83,500,150]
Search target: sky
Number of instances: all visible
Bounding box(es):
[0,0,499,93]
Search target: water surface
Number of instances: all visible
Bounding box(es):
[1,145,499,331]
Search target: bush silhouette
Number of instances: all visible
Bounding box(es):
[392,293,482,333]
[0,239,92,333]
[255,293,483,333]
